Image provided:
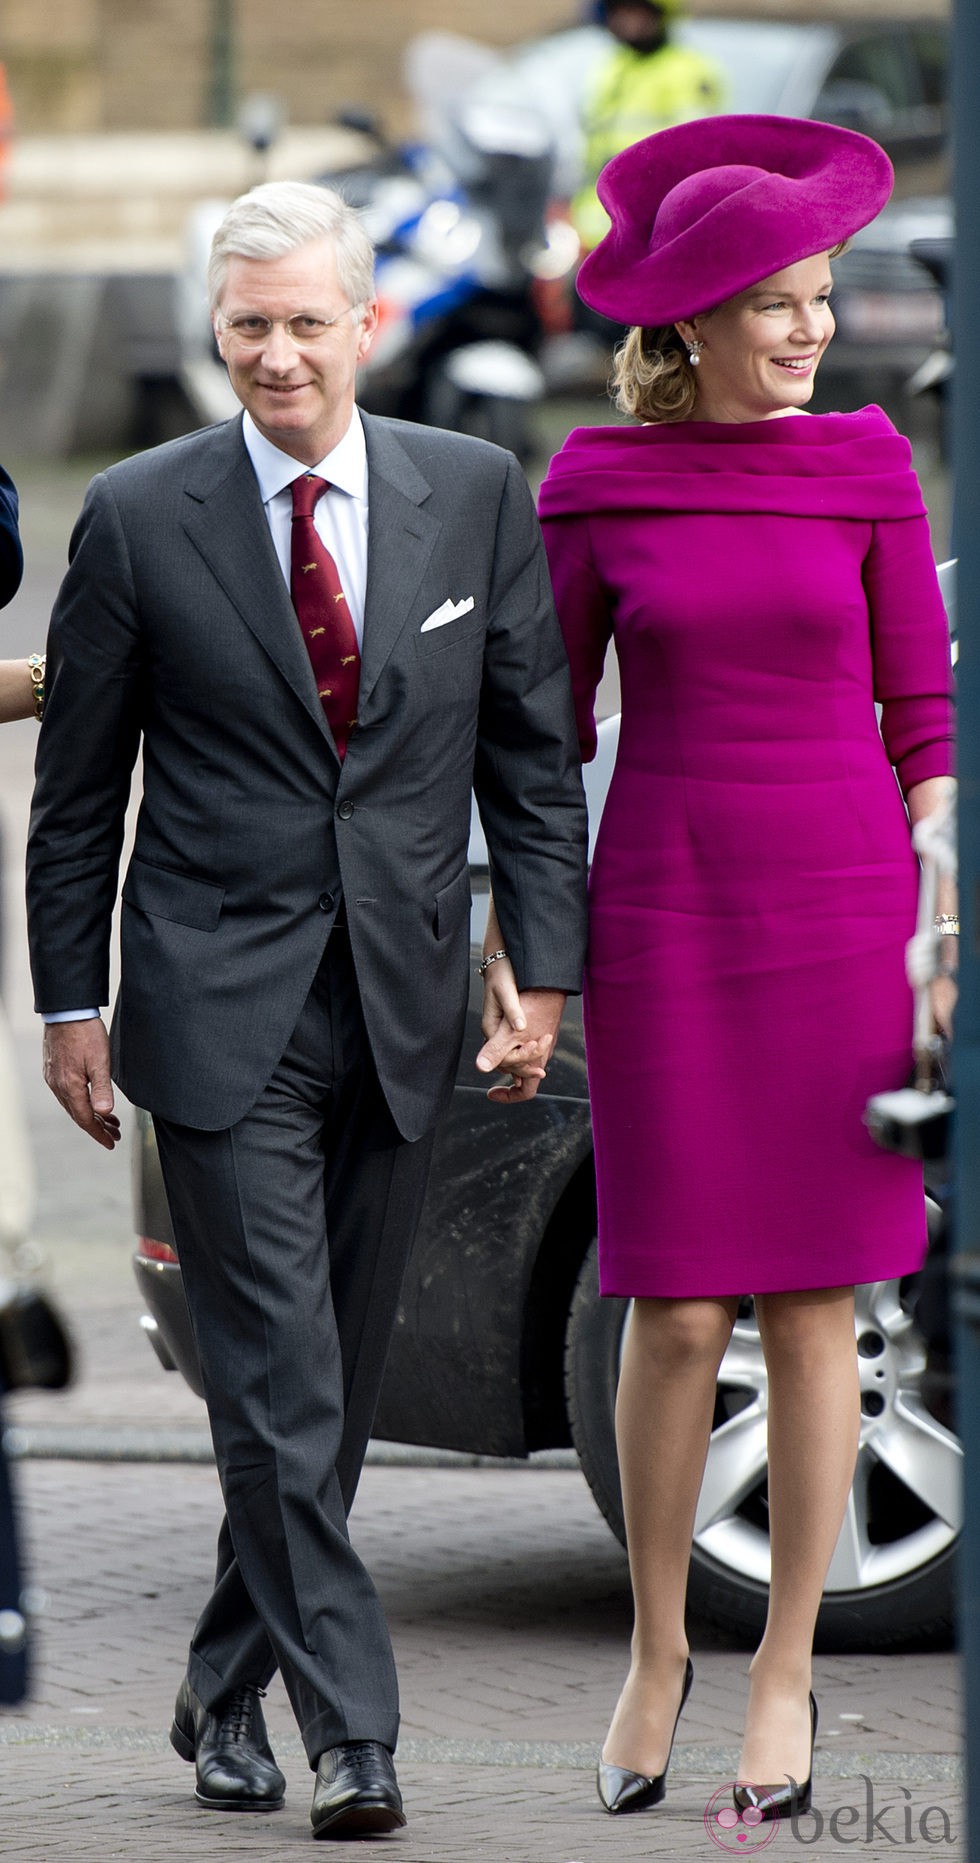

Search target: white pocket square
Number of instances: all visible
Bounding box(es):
[420,596,475,633]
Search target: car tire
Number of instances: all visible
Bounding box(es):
[563,1238,959,1652]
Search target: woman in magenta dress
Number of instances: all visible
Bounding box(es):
[536,117,955,1819]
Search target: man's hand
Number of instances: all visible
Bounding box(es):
[43,1019,121,1150]
[476,977,567,1105]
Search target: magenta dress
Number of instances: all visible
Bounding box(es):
[538,409,954,1298]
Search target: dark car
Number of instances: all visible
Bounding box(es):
[134,564,961,1656]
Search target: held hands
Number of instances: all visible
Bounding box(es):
[475,954,565,1104]
[43,1018,121,1150]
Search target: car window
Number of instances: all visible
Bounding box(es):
[815,32,915,133]
[908,24,949,113]
[814,26,948,171]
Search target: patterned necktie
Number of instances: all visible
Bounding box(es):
[289,473,361,759]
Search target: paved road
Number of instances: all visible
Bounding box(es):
[0,1456,965,1860]
[0,450,966,1858]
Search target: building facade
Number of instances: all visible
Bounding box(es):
[1,0,948,135]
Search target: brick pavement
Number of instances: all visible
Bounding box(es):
[0,1458,965,1860]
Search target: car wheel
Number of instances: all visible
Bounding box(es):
[563,1238,960,1651]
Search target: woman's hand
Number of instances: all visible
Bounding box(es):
[479,951,525,1047]
[475,959,565,1104]
[477,955,547,1100]
[475,894,566,1101]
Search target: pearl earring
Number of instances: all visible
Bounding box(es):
[687,338,703,367]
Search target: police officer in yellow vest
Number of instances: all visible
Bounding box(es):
[572,0,725,252]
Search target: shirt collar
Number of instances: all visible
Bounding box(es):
[242,408,368,505]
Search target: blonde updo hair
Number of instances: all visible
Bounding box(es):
[612,324,697,424]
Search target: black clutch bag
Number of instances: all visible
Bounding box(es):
[864,1039,953,1164]
[0,1278,74,1392]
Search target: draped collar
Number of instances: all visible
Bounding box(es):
[537,407,927,523]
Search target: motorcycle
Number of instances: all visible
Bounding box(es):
[175,38,575,463]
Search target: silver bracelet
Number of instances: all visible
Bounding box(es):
[477,949,508,977]
[934,914,959,936]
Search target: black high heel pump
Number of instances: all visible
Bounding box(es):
[733,1691,818,1821]
[596,1658,694,1815]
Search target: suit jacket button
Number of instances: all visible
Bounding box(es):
[318,892,334,912]
[337,800,354,820]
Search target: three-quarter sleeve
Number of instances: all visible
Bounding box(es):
[540,511,613,764]
[864,512,955,796]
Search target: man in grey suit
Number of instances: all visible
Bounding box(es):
[27,183,588,1839]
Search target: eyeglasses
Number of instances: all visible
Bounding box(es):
[217,306,363,348]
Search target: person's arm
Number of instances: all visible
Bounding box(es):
[866,513,956,1034]
[907,777,957,1038]
[471,457,588,1101]
[0,462,23,609]
[867,515,954,796]
[27,473,143,1145]
[539,500,613,766]
[0,657,38,723]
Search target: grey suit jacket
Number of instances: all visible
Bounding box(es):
[27,413,588,1140]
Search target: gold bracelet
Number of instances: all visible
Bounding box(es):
[27,653,45,722]
[934,914,959,936]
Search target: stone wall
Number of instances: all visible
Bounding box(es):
[1,0,950,135]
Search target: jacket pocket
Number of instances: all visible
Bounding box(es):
[122,856,225,932]
[415,612,484,658]
[434,865,471,941]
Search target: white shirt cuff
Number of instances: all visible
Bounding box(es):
[41,1009,101,1023]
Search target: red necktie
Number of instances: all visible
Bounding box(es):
[289,474,361,759]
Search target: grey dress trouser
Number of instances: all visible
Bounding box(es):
[153,924,435,1765]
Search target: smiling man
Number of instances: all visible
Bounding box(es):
[26,182,588,1840]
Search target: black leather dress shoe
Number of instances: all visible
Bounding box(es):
[170,1676,286,1811]
[311,1741,406,1839]
[733,1691,818,1822]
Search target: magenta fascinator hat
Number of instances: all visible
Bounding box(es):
[577,114,894,324]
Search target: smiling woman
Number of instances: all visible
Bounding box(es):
[538,113,956,1823]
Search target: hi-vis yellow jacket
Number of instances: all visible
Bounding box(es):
[572,42,726,251]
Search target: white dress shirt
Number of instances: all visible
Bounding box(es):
[242,408,369,648]
[43,409,371,1022]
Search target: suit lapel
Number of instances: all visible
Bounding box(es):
[180,419,335,749]
[179,414,441,748]
[358,415,438,712]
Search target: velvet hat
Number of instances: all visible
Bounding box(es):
[577,114,894,324]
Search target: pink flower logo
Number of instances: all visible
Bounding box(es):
[704,1784,781,1852]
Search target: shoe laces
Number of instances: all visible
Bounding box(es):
[220,1684,265,1744]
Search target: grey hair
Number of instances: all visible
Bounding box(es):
[208,180,376,313]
